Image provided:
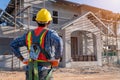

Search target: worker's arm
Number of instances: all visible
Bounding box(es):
[50,30,63,60]
[10,33,27,61]
[48,31,63,67]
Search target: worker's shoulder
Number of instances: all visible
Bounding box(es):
[47,29,57,34]
[47,29,59,38]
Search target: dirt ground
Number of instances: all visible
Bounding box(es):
[0,66,120,80]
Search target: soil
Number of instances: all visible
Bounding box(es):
[0,66,120,80]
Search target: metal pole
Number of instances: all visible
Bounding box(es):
[106,24,109,65]
[27,7,30,30]
[12,0,17,70]
[11,52,13,70]
[43,0,46,8]
[14,0,17,37]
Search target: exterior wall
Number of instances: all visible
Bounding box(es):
[62,16,102,67]
[0,47,28,70]
[0,55,12,70]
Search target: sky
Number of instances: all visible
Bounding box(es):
[69,0,120,13]
[0,0,120,13]
[0,0,10,10]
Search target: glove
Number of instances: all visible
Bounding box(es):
[22,58,29,65]
[48,59,60,67]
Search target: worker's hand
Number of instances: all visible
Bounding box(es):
[22,58,29,65]
[18,56,24,61]
[48,59,60,67]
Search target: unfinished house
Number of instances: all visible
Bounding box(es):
[0,0,120,69]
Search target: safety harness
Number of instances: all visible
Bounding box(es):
[26,29,53,80]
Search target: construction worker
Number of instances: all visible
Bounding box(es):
[10,8,63,80]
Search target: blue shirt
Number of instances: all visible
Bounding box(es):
[10,28,63,60]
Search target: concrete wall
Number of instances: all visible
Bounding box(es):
[0,55,12,70]
[0,46,28,70]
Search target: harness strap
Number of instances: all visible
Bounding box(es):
[46,68,53,80]
[29,60,52,80]
[26,31,32,50]
[29,62,33,80]
[34,62,39,80]
[39,45,50,59]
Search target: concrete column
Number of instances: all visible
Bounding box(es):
[96,32,102,66]
[117,37,120,64]
[84,33,88,55]
[62,29,72,67]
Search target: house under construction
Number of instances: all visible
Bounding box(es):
[0,0,120,69]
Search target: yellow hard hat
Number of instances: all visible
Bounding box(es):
[35,8,52,23]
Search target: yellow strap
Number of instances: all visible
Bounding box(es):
[36,60,47,62]
[27,32,32,50]
[40,33,44,45]
[29,58,47,62]
[40,30,46,45]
